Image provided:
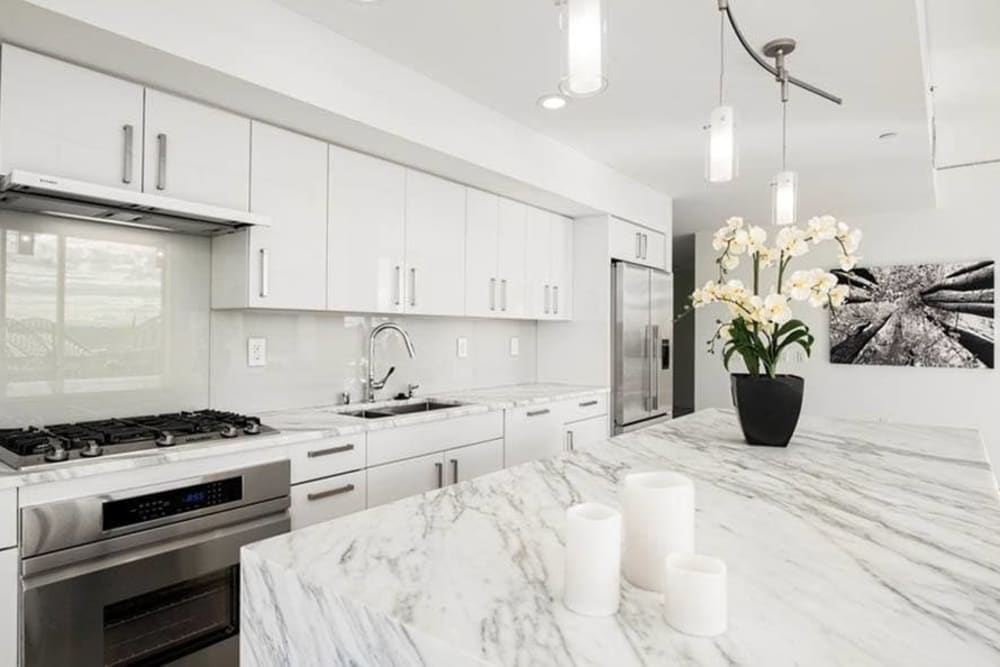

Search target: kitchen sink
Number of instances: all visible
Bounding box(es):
[343,400,462,419]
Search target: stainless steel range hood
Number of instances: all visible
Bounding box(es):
[0,170,270,235]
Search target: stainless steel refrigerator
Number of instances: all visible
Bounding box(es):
[612,261,673,433]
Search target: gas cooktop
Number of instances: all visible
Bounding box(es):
[0,410,277,470]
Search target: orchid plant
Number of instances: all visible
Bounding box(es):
[689,215,863,378]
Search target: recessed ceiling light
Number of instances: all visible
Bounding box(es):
[878,131,899,140]
[537,94,569,111]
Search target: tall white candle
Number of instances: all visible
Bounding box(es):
[563,502,622,616]
[622,471,694,592]
[664,553,728,637]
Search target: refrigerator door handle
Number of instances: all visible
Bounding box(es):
[643,324,653,412]
[650,324,660,411]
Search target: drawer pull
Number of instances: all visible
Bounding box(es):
[307,483,355,501]
[307,443,355,458]
[579,400,599,407]
[526,408,551,417]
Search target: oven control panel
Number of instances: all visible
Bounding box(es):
[103,477,243,530]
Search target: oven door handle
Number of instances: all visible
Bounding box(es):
[22,498,289,582]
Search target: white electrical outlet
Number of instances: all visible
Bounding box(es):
[457,337,468,359]
[247,337,267,367]
[510,336,520,357]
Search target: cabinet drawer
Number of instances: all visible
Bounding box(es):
[561,394,608,424]
[367,412,503,466]
[290,471,366,531]
[289,435,366,485]
[366,453,444,508]
[0,488,14,549]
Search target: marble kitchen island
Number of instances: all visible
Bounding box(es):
[240,409,1000,666]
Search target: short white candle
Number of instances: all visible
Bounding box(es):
[622,471,695,592]
[664,553,728,637]
[563,502,622,616]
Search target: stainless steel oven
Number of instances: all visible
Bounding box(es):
[20,460,290,667]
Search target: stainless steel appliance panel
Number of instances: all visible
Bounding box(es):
[614,261,652,430]
[651,268,673,416]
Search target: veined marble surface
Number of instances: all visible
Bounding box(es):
[242,408,1000,666]
[259,383,608,437]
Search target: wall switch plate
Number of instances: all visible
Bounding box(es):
[457,337,468,359]
[510,336,520,356]
[247,337,267,367]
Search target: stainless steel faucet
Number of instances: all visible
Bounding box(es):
[366,322,416,403]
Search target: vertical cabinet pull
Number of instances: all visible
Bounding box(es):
[259,249,270,298]
[156,133,167,190]
[642,234,649,260]
[553,286,560,315]
[451,458,459,484]
[121,125,134,184]
[435,461,444,489]
[489,277,497,311]
[394,265,402,306]
[500,279,508,311]
[544,284,551,314]
[635,232,642,258]
[410,267,417,307]
[566,431,575,452]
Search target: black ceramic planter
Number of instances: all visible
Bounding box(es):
[730,374,804,447]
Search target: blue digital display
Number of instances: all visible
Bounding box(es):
[182,490,207,505]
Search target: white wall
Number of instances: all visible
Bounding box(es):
[210,311,537,413]
[694,162,1000,467]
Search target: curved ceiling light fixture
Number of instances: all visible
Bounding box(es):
[708,0,843,226]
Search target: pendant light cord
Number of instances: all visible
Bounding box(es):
[781,97,787,171]
[718,12,725,105]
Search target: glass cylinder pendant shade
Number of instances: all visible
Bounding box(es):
[772,171,797,226]
[706,105,736,183]
[559,0,608,98]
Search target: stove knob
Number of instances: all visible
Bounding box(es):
[156,433,176,447]
[79,439,104,458]
[43,439,69,463]
[220,424,239,438]
[243,422,261,435]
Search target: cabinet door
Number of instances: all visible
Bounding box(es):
[247,122,328,309]
[327,146,406,313]
[642,228,667,271]
[565,415,609,452]
[465,188,500,317]
[609,217,644,263]
[497,198,527,318]
[550,214,574,320]
[504,404,565,467]
[0,45,144,190]
[524,206,553,319]
[0,548,15,667]
[444,439,504,484]
[404,170,466,316]
[367,453,444,507]
[143,89,250,209]
[290,471,366,530]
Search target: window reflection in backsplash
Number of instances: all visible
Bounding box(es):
[0,212,210,426]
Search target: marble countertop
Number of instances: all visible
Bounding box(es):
[0,383,607,489]
[241,409,1000,666]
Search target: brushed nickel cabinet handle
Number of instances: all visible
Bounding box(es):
[489,277,496,311]
[259,248,269,298]
[526,408,551,417]
[394,265,402,306]
[544,284,551,314]
[579,400,599,407]
[410,267,417,307]
[307,483,355,502]
[635,231,642,258]
[435,461,444,488]
[307,443,355,458]
[553,285,560,315]
[451,458,459,484]
[122,124,134,184]
[501,279,508,311]
[566,431,575,452]
[156,133,167,190]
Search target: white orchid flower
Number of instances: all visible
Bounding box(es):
[763,293,792,324]
[829,284,849,308]
[787,270,815,301]
[839,254,860,271]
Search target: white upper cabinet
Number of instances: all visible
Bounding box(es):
[212,122,327,310]
[327,146,406,314]
[0,45,144,190]
[526,207,574,320]
[609,216,666,271]
[465,188,500,317]
[404,170,466,317]
[142,89,250,210]
[497,198,527,318]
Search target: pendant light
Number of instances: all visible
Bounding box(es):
[706,7,736,183]
[557,0,608,98]
[765,39,797,226]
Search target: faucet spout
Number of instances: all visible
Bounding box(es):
[366,322,416,402]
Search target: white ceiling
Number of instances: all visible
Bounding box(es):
[275,0,935,235]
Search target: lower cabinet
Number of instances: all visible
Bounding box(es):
[504,405,565,467]
[290,470,367,531]
[444,439,503,484]
[564,415,610,452]
[0,547,16,667]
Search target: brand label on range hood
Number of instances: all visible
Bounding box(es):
[0,170,271,235]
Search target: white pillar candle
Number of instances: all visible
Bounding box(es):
[563,502,622,616]
[622,471,694,592]
[664,553,728,637]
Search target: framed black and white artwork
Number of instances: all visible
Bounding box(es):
[829,260,994,368]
